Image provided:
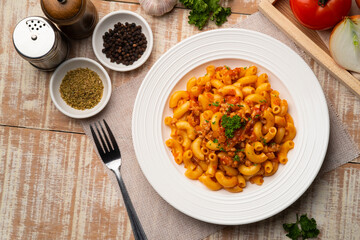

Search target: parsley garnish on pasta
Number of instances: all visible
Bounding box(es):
[221,115,246,139]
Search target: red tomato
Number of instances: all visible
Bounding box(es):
[289,0,352,30]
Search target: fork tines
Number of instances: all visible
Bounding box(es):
[90,119,121,163]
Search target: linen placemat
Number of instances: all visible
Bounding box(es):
[80,12,360,240]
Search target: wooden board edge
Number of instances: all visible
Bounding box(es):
[258,0,360,98]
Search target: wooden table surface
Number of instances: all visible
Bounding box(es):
[1,0,359,239]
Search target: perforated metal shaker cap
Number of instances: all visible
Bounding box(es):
[13,16,56,59]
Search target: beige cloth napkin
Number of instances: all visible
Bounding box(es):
[80,12,360,240]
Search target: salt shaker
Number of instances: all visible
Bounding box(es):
[41,0,98,39]
[12,16,69,71]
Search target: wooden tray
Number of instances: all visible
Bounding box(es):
[258,0,360,98]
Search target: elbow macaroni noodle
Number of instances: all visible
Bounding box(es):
[165,65,296,192]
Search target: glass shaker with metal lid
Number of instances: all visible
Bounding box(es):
[41,0,98,39]
[12,16,69,71]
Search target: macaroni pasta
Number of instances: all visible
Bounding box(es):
[165,65,296,192]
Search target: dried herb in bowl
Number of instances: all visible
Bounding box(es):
[59,68,104,110]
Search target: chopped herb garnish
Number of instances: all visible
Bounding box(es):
[223,98,226,103]
[212,101,220,107]
[225,65,229,70]
[228,103,234,107]
[213,138,218,143]
[248,117,252,121]
[260,137,267,145]
[244,67,247,70]
[234,155,240,161]
[219,147,225,151]
[212,121,216,124]
[221,115,246,139]
[259,99,267,103]
[205,119,209,123]
[237,104,244,108]
[255,114,260,118]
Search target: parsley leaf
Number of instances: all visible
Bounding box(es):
[213,138,218,143]
[299,215,320,239]
[221,115,246,139]
[283,214,320,240]
[180,0,231,30]
[260,136,267,145]
[211,5,231,26]
[233,155,240,161]
[212,101,220,107]
[188,10,209,30]
[284,223,302,240]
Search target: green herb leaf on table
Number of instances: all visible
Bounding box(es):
[283,214,320,240]
[180,0,231,30]
[211,5,231,26]
[299,214,320,239]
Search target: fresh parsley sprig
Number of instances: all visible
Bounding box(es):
[180,0,231,30]
[283,214,320,240]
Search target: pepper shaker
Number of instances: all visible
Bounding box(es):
[41,0,98,39]
[12,16,69,71]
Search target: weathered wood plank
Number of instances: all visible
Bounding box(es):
[0,126,131,239]
[0,125,359,239]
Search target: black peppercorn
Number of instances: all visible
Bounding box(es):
[102,22,147,66]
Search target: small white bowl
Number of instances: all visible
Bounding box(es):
[92,10,153,72]
[50,57,112,119]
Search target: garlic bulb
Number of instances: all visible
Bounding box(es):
[139,0,177,16]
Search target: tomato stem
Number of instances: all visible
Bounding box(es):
[318,0,329,7]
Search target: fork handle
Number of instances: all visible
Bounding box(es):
[111,169,148,240]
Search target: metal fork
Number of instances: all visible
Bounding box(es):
[90,120,147,240]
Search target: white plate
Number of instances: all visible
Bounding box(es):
[132,29,329,225]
